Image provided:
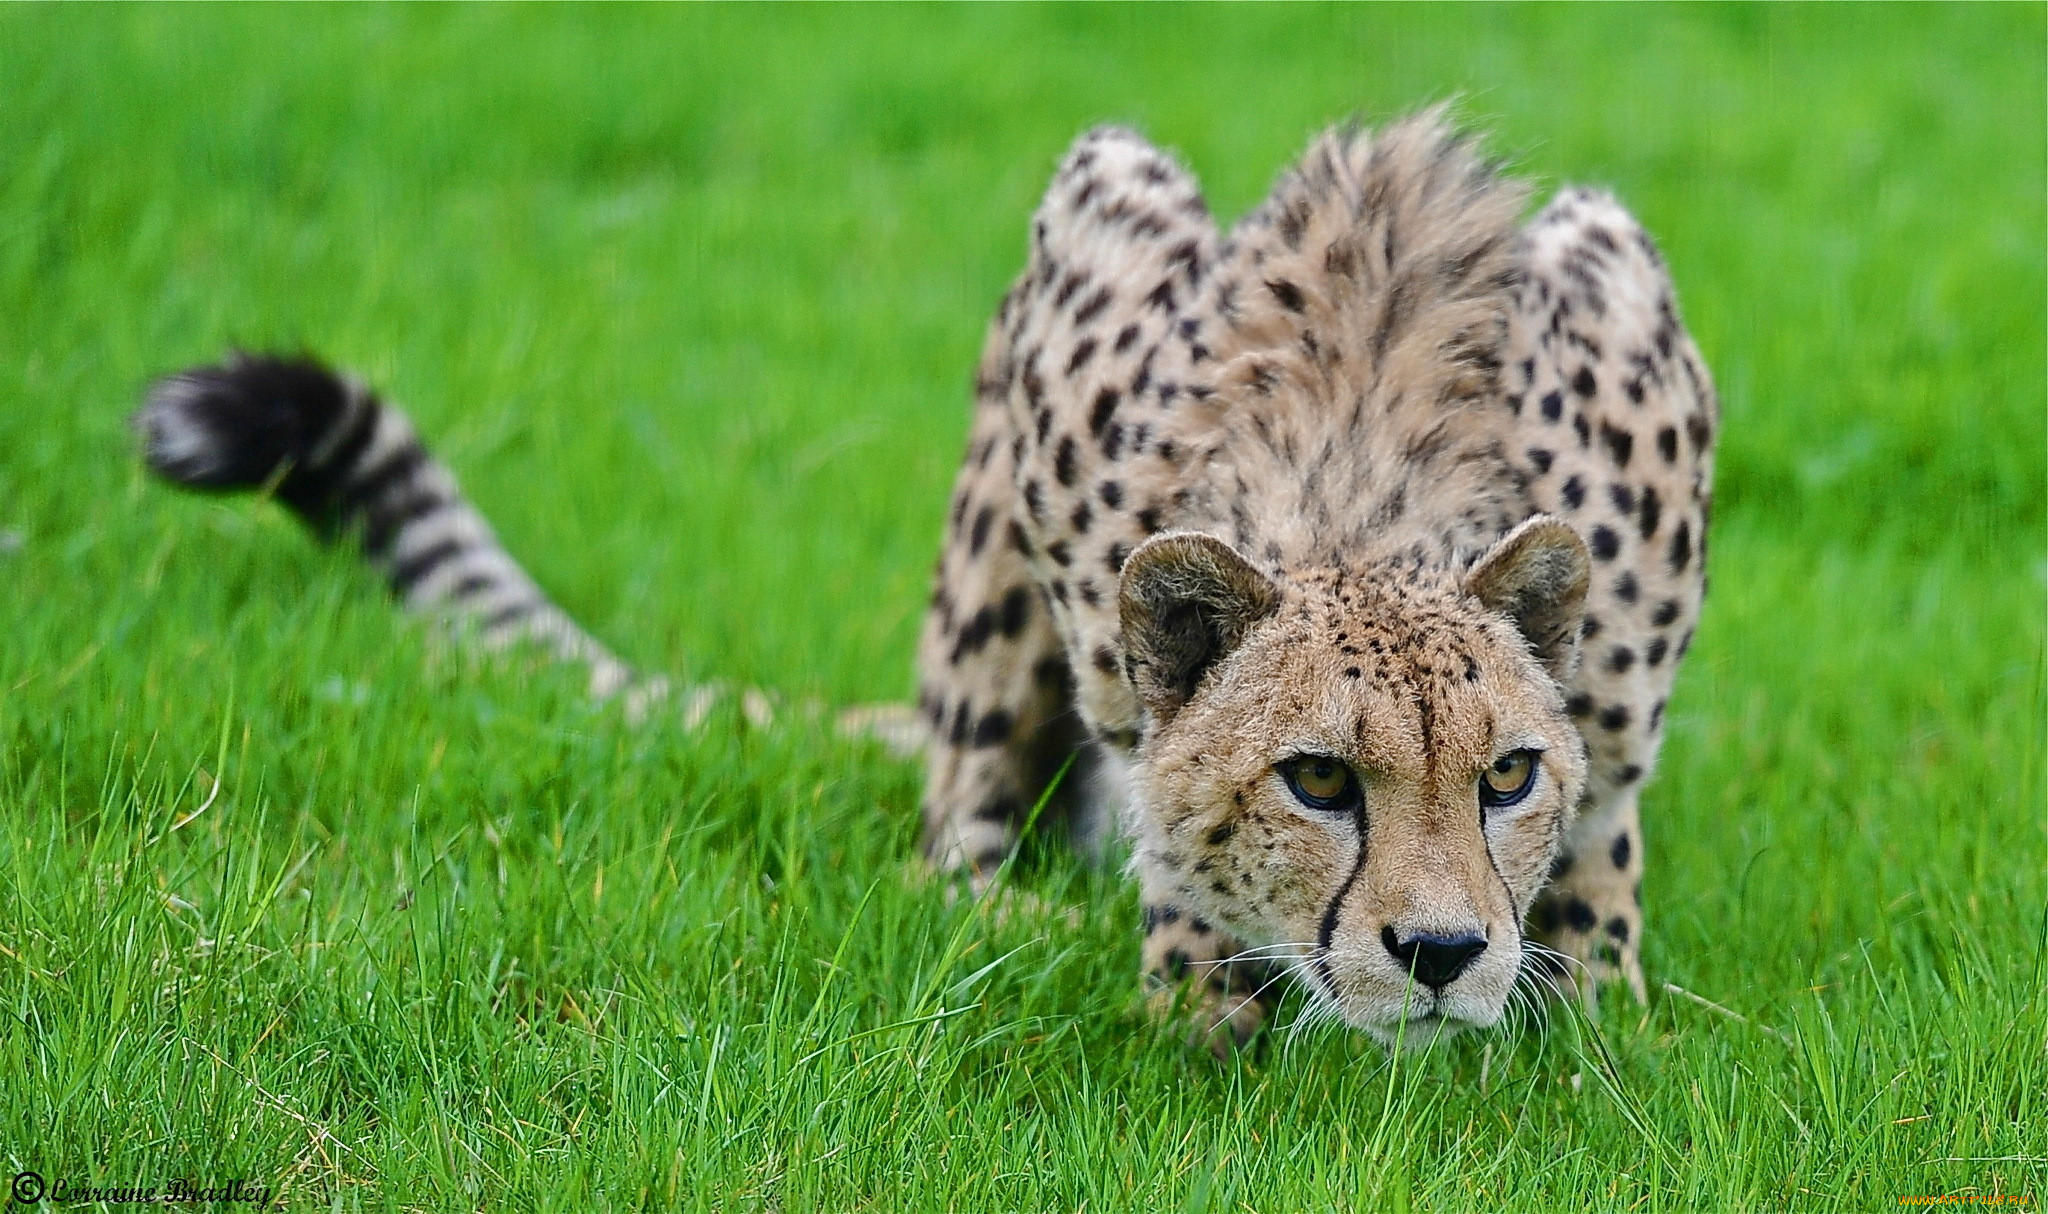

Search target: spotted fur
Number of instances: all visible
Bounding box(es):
[917,110,1714,1048]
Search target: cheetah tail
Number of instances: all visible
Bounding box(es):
[133,352,640,702]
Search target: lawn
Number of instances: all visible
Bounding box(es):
[0,4,2042,1210]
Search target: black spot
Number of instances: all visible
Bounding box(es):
[1144,904,1181,932]
[1651,599,1681,627]
[1540,391,1564,422]
[1074,286,1112,325]
[1561,476,1586,510]
[973,795,1021,824]
[1573,414,1591,448]
[1145,279,1176,311]
[1106,542,1129,573]
[998,586,1032,637]
[1644,636,1668,666]
[1070,501,1092,533]
[1649,699,1667,731]
[1597,942,1621,966]
[1564,898,1598,932]
[1267,279,1305,312]
[1687,412,1713,455]
[1136,507,1162,534]
[1608,483,1635,514]
[1527,447,1554,473]
[1638,486,1661,539]
[1054,436,1078,487]
[1099,481,1123,508]
[1614,572,1639,603]
[1007,520,1034,557]
[1206,821,1236,845]
[1344,667,1361,679]
[1550,852,1575,881]
[1101,422,1124,461]
[1089,388,1119,436]
[1564,693,1593,718]
[1611,833,1632,869]
[1616,763,1643,784]
[1656,426,1679,464]
[1605,916,1630,942]
[1065,338,1097,377]
[1668,520,1692,572]
[1046,540,1071,567]
[1093,645,1119,674]
[968,505,995,555]
[1581,615,1602,639]
[1114,323,1141,353]
[1607,645,1635,673]
[1600,422,1633,468]
[1572,366,1597,398]
[1598,704,1631,732]
[1589,525,1620,561]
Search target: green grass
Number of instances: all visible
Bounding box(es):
[1,4,2042,1209]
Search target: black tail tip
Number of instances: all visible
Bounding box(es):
[135,352,356,490]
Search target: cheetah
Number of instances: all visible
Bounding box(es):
[914,109,1713,1048]
[133,108,1714,1054]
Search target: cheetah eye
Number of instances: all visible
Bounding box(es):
[1278,755,1361,813]
[1478,750,1540,811]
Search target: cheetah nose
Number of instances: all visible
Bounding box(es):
[1381,926,1488,989]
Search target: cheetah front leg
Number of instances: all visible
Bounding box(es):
[1528,790,1646,1008]
[1139,881,1277,1056]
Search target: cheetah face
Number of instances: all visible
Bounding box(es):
[1118,519,1591,1045]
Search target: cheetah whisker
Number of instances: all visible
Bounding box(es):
[1190,940,1319,971]
[1521,938,1591,979]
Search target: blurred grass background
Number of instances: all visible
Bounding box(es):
[0,4,2041,1209]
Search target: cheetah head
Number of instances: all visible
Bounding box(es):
[1117,516,1591,1046]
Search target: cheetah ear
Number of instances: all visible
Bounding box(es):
[1118,532,1282,723]
[1463,515,1590,681]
